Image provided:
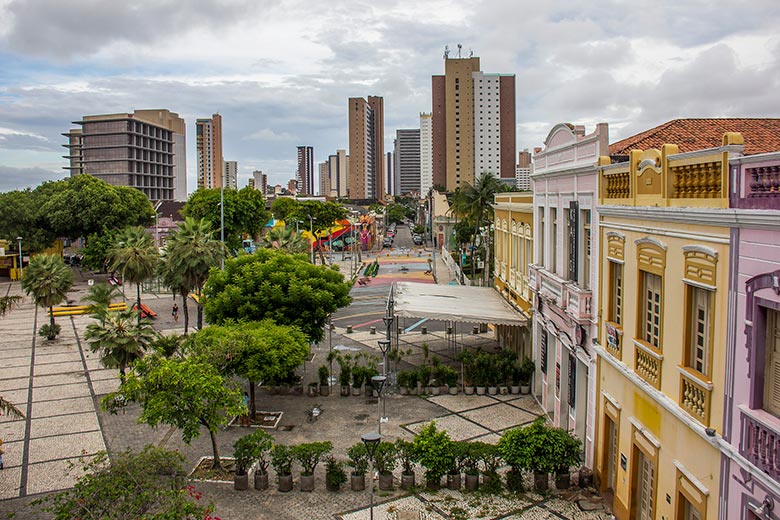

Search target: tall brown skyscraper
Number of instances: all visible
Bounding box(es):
[296,145,314,195]
[348,96,384,199]
[196,113,223,189]
[432,55,515,191]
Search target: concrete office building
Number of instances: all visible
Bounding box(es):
[224,160,237,189]
[348,96,384,199]
[516,150,532,191]
[432,54,515,190]
[319,161,329,197]
[395,129,421,195]
[250,170,267,194]
[420,113,433,196]
[196,114,223,189]
[387,151,395,196]
[327,150,349,198]
[63,109,187,201]
[297,145,315,195]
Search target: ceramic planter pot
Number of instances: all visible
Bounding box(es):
[234,472,249,491]
[351,474,365,491]
[426,477,441,490]
[378,472,394,491]
[400,473,415,490]
[534,471,549,492]
[446,473,461,490]
[555,471,571,489]
[521,384,531,394]
[579,467,593,488]
[300,474,315,492]
[429,386,440,396]
[307,385,318,397]
[341,385,350,397]
[326,479,341,492]
[476,386,486,395]
[254,471,269,490]
[448,386,459,395]
[464,386,475,395]
[482,474,494,488]
[488,386,498,395]
[351,386,361,396]
[319,385,330,397]
[499,386,509,395]
[278,474,293,492]
[510,385,521,395]
[465,473,479,491]
[400,387,409,395]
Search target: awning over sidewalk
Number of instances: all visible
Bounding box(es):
[392,282,528,327]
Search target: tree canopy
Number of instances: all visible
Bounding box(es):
[203,249,352,343]
[21,253,73,339]
[0,175,154,253]
[183,187,269,252]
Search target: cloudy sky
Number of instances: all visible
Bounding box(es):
[1,0,779,193]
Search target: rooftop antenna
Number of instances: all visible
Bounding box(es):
[457,43,462,58]
[443,45,449,59]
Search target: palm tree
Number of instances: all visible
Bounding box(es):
[84,309,157,383]
[21,254,74,340]
[83,282,121,324]
[0,396,24,419]
[159,217,223,332]
[0,295,22,317]
[0,294,26,419]
[261,225,309,255]
[109,226,158,319]
[449,171,502,282]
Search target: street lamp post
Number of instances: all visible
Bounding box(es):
[371,375,387,434]
[16,236,22,281]
[361,432,381,520]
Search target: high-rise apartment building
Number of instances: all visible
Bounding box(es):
[296,146,315,195]
[327,150,349,198]
[319,161,330,197]
[348,96,384,199]
[516,150,532,191]
[224,160,238,189]
[432,55,515,190]
[395,129,421,195]
[196,114,223,189]
[420,113,433,196]
[63,109,187,201]
[251,170,267,194]
[387,151,395,196]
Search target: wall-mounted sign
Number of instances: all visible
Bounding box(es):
[606,322,620,351]
[568,201,579,281]
[620,453,627,470]
[555,361,561,398]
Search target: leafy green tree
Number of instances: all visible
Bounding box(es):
[261,225,309,255]
[35,445,214,520]
[158,217,224,332]
[270,197,300,221]
[80,230,119,272]
[21,253,73,340]
[184,320,309,418]
[413,421,454,484]
[0,187,58,252]
[104,355,245,470]
[109,226,158,318]
[183,187,269,252]
[203,249,352,342]
[84,309,157,383]
[385,203,410,224]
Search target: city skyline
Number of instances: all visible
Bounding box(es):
[1,0,779,193]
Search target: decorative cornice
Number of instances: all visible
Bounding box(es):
[682,244,718,259]
[530,164,597,180]
[597,205,780,231]
[667,144,744,161]
[635,237,668,251]
[730,151,780,166]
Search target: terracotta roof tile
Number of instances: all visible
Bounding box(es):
[609,118,780,156]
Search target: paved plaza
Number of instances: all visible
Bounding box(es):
[0,247,611,519]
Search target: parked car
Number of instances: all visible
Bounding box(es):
[413,235,423,245]
[383,237,393,248]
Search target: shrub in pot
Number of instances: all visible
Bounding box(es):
[232,436,255,490]
[373,441,398,491]
[519,357,535,394]
[461,442,482,491]
[395,439,418,490]
[550,427,582,490]
[351,366,365,396]
[318,365,330,396]
[292,441,332,492]
[271,444,294,492]
[479,442,503,493]
[347,442,369,491]
[413,422,453,489]
[324,456,347,491]
[446,441,465,490]
[474,352,492,394]
[498,417,556,492]
[408,369,420,395]
[444,366,460,395]
[233,430,273,491]
[418,365,432,394]
[338,355,352,396]
[397,370,411,395]
[457,349,476,394]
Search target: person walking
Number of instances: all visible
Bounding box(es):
[171,303,179,322]
[240,392,251,427]
[0,438,4,470]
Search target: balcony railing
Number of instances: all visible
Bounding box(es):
[540,273,564,308]
[604,170,631,199]
[671,161,723,199]
[528,264,540,292]
[740,407,780,482]
[564,283,593,321]
[634,339,662,389]
[679,367,712,426]
[748,165,780,198]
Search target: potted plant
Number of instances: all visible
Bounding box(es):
[232,435,255,490]
[351,365,365,396]
[498,417,555,492]
[519,357,535,394]
[408,369,420,395]
[461,442,482,491]
[413,422,453,489]
[510,359,522,395]
[446,441,464,490]
[347,442,369,491]
[486,355,499,395]
[318,365,330,396]
[397,370,411,395]
[338,355,352,397]
[418,365,432,395]
[271,444,294,492]
[444,366,459,395]
[324,456,347,491]
[395,439,418,490]
[291,441,332,492]
[373,441,398,491]
[479,443,502,493]
[497,350,514,395]
[457,350,475,395]
[474,352,491,395]
[550,427,582,490]
[307,381,318,397]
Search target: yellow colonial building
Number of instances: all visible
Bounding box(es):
[493,192,533,357]
[594,133,746,519]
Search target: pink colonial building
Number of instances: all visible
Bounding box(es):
[723,151,780,519]
[529,123,609,466]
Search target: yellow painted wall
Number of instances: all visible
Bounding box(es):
[494,193,533,315]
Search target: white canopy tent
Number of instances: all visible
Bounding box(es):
[391,282,527,327]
